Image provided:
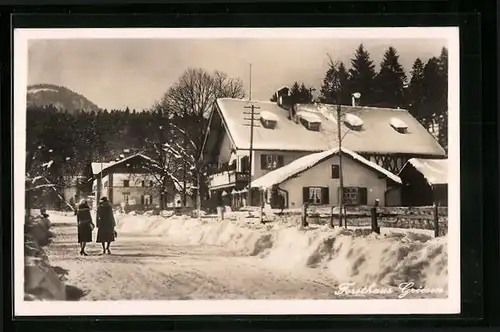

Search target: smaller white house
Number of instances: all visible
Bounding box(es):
[91,153,194,209]
[251,147,402,208]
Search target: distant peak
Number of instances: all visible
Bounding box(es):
[27,83,101,114]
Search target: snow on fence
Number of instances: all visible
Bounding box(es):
[236,204,448,237]
[292,204,448,237]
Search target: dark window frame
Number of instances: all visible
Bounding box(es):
[341,187,368,206]
[302,186,329,205]
[123,180,130,188]
[331,164,340,179]
[261,154,284,170]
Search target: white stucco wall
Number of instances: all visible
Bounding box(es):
[279,154,391,208]
[252,150,311,179]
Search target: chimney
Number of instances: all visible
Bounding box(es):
[290,104,298,123]
[276,86,290,107]
[351,92,361,107]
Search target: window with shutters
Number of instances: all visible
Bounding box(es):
[341,187,368,206]
[302,186,329,205]
[331,164,340,179]
[240,156,250,172]
[261,154,284,170]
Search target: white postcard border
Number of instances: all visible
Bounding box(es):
[13,27,460,316]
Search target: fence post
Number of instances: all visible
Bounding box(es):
[434,201,439,237]
[329,205,335,228]
[259,191,264,224]
[301,203,308,227]
[371,200,380,234]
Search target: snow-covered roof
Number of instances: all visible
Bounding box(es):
[402,158,448,185]
[297,111,322,124]
[212,98,445,155]
[295,104,320,114]
[91,153,158,176]
[276,86,290,93]
[91,162,114,175]
[251,147,401,190]
[260,110,279,123]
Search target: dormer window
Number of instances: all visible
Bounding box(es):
[260,110,278,129]
[390,117,408,134]
[297,111,322,131]
[343,113,364,131]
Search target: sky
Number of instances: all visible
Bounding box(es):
[28,38,447,111]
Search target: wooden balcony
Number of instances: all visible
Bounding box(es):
[209,170,250,189]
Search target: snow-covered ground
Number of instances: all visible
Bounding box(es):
[45,211,447,300]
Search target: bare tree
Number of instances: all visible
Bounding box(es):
[141,103,186,210]
[158,68,245,215]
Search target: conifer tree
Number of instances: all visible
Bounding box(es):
[421,57,442,130]
[436,47,448,152]
[348,44,377,106]
[320,60,350,104]
[374,46,407,108]
[407,58,426,123]
[298,83,314,103]
[289,81,301,104]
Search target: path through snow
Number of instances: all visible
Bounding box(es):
[48,214,340,300]
[47,212,446,300]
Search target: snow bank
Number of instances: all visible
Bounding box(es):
[116,214,448,290]
[24,215,67,301]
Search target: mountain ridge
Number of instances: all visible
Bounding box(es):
[27,84,101,113]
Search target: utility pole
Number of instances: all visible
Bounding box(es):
[249,63,252,101]
[336,102,345,228]
[243,104,260,206]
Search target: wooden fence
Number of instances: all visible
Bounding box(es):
[298,204,448,237]
[237,204,448,237]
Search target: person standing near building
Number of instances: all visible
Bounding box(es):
[76,199,94,256]
[96,197,116,254]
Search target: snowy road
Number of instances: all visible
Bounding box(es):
[46,212,446,301]
[48,215,342,300]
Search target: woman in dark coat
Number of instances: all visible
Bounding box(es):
[76,199,94,256]
[96,197,116,254]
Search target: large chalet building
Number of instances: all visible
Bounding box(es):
[200,86,446,208]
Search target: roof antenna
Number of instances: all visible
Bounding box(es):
[249,63,252,101]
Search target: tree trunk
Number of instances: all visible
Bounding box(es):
[182,164,187,207]
[159,177,167,210]
[196,171,202,218]
[25,189,32,217]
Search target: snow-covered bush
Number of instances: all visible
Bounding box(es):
[24,215,67,301]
